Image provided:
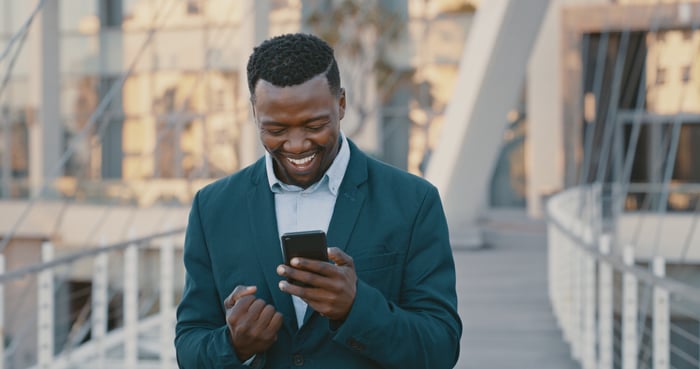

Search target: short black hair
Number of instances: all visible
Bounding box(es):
[246,33,341,99]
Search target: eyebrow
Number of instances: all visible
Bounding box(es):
[260,115,330,126]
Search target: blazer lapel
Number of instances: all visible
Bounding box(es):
[302,141,368,325]
[247,161,297,334]
[326,140,368,252]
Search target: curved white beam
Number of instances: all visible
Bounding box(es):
[426,0,550,247]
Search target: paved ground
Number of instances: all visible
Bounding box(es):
[452,213,580,369]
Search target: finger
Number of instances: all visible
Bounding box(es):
[224,285,257,309]
[278,279,306,298]
[268,311,284,331]
[278,279,332,300]
[246,299,266,320]
[287,257,336,276]
[226,295,256,325]
[327,247,353,267]
[257,304,277,325]
[278,265,334,289]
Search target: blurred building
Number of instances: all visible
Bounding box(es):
[0,0,481,206]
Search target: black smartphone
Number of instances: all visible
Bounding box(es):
[281,230,329,286]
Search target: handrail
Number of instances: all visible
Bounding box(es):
[0,227,185,369]
[546,190,700,305]
[0,227,185,284]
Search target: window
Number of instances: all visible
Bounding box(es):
[187,0,202,15]
[682,65,692,83]
[656,67,667,85]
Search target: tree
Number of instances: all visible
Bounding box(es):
[304,0,410,138]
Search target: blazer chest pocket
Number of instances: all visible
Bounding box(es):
[354,251,402,301]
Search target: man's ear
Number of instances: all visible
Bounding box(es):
[338,88,346,120]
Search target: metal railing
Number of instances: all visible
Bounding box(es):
[0,228,185,369]
[547,186,700,369]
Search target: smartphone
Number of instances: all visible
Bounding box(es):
[281,230,329,286]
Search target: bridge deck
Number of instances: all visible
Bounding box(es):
[453,211,580,369]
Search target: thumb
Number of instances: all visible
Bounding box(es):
[327,247,353,267]
[224,285,256,309]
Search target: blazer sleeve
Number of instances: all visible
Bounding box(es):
[331,185,462,369]
[175,192,264,369]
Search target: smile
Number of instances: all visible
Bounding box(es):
[287,153,316,166]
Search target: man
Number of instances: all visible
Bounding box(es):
[175,33,461,369]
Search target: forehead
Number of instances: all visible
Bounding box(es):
[253,75,333,106]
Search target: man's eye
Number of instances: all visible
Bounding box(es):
[307,123,327,131]
[266,128,285,135]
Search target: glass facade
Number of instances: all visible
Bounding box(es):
[0,0,302,201]
[1,0,493,205]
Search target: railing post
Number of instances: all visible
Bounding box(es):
[0,253,5,369]
[571,244,582,360]
[92,238,109,369]
[582,234,596,369]
[547,223,556,312]
[124,241,139,369]
[622,245,637,369]
[598,234,613,369]
[160,237,175,369]
[561,227,574,346]
[653,257,669,369]
[548,225,564,332]
[38,241,54,369]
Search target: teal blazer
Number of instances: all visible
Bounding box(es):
[175,140,461,369]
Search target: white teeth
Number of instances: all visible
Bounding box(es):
[288,154,315,166]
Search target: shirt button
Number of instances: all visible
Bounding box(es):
[293,354,304,366]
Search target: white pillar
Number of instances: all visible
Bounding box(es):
[1,114,11,198]
[0,1,11,198]
[652,257,669,369]
[425,0,550,247]
[28,0,61,197]
[527,0,611,217]
[238,0,269,168]
[92,250,109,369]
[622,246,638,369]
[160,238,175,369]
[38,242,54,369]
[598,235,613,369]
[124,244,139,368]
[526,0,564,218]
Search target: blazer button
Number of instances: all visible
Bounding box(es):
[293,354,304,366]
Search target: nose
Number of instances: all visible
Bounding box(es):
[282,129,310,153]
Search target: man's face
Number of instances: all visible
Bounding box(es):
[253,75,345,189]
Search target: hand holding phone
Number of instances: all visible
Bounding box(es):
[281,230,329,286]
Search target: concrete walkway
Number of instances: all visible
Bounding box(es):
[452,212,580,369]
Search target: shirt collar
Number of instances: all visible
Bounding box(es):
[265,132,350,196]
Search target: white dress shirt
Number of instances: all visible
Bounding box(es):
[264,132,351,328]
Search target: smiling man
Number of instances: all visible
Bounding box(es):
[175,33,462,369]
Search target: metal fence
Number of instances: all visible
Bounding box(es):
[0,228,185,369]
[547,186,700,369]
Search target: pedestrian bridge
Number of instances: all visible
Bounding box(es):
[1,184,698,369]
